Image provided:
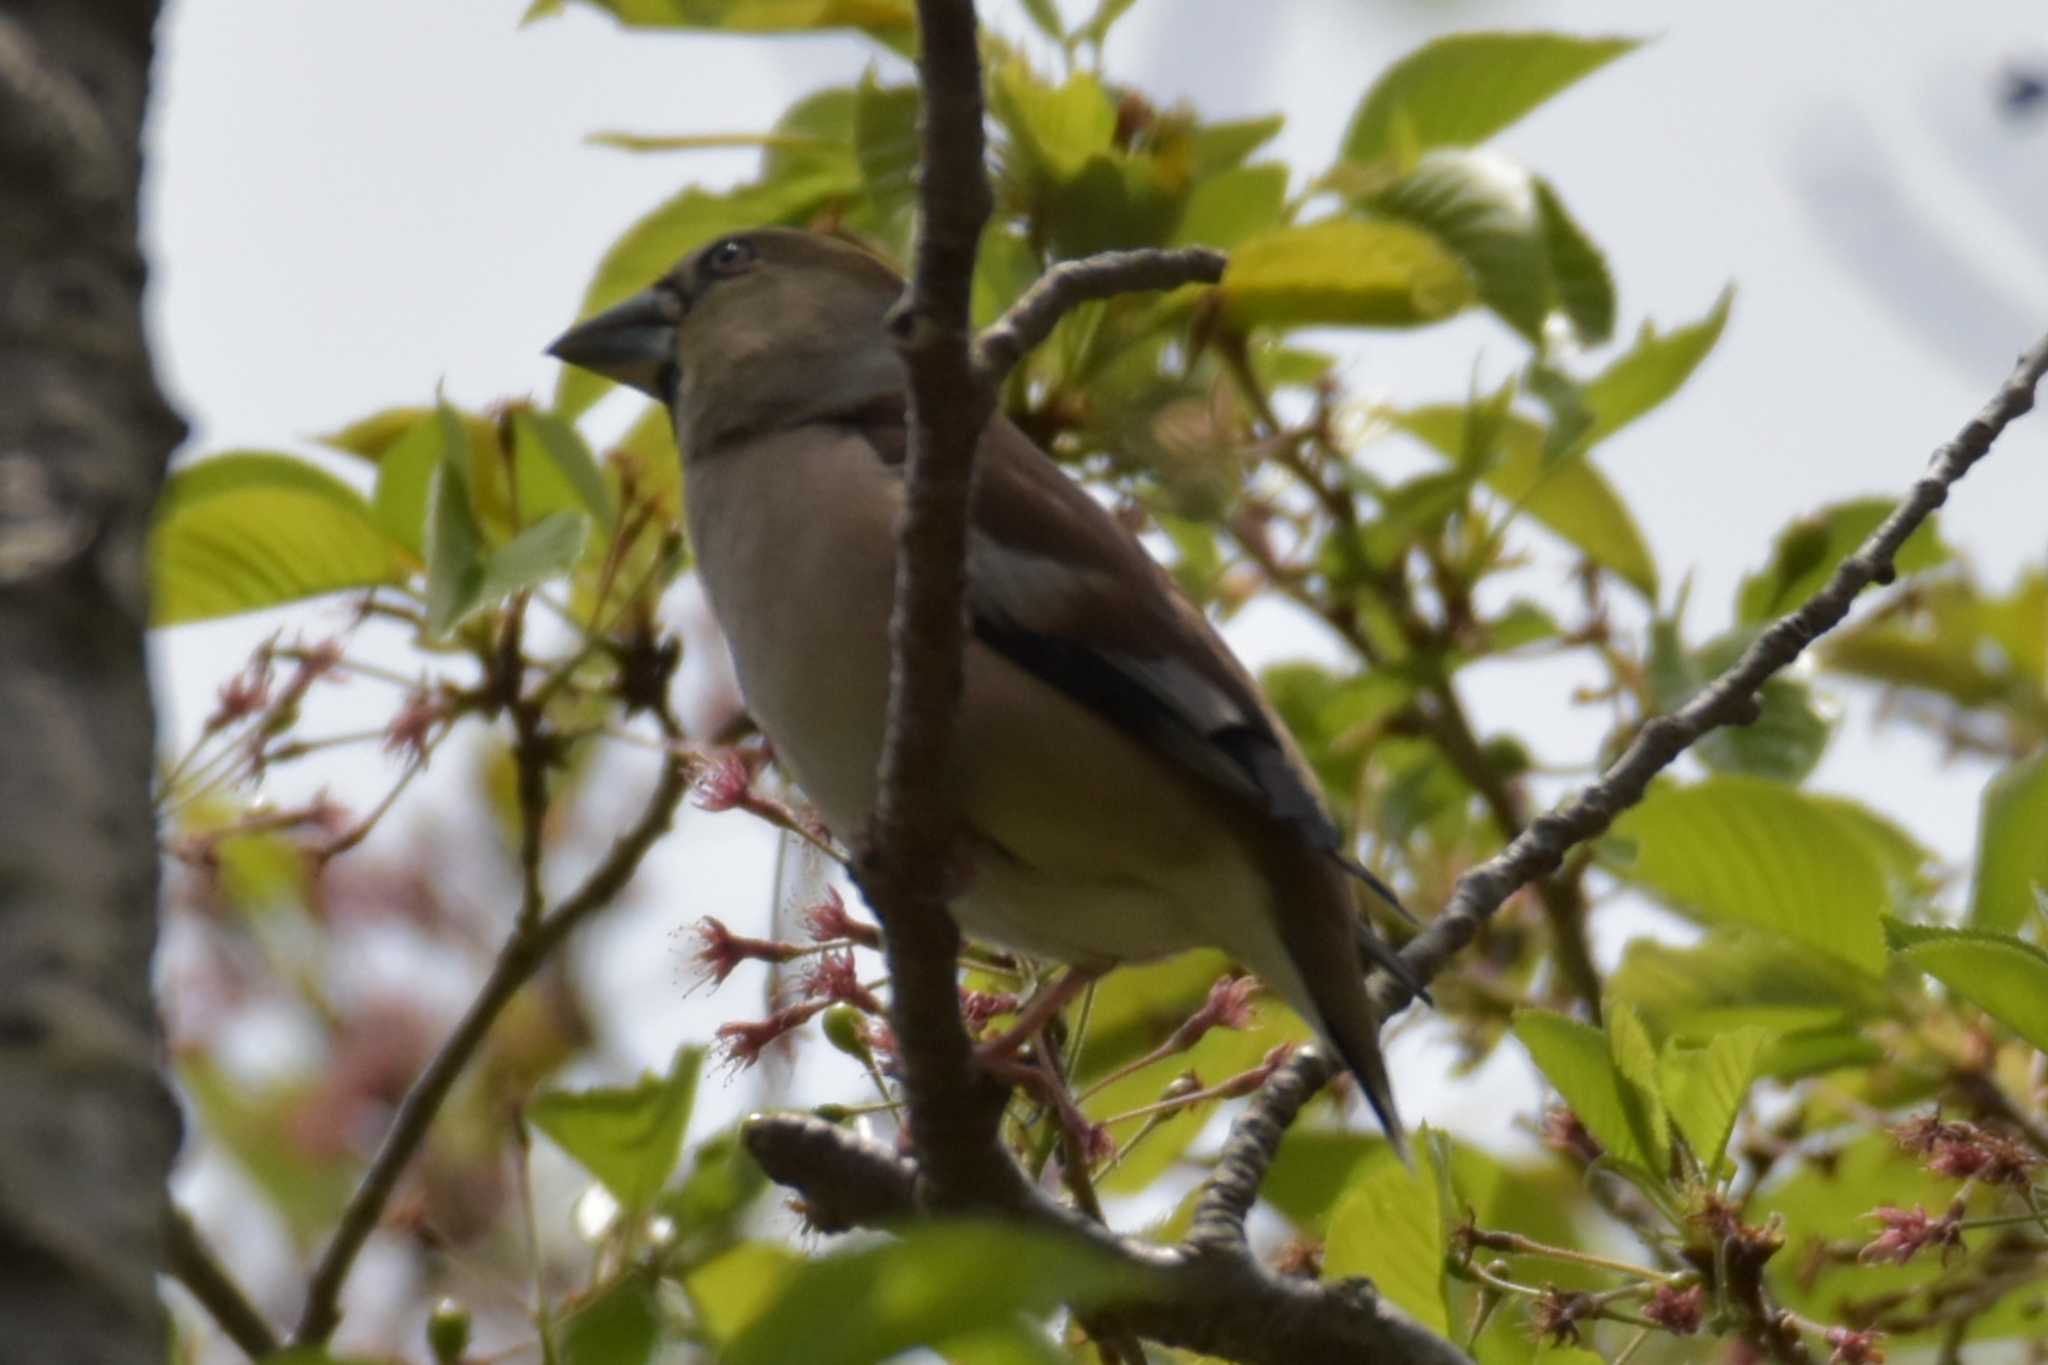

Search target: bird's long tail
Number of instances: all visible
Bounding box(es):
[1255,837,1408,1155]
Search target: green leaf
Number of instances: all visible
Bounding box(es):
[1652,625,1834,783]
[1969,749,2048,933]
[1219,218,1475,328]
[1397,405,1657,596]
[423,461,487,638]
[512,411,614,528]
[1190,114,1286,177]
[554,170,860,421]
[1261,1130,1390,1234]
[989,58,1117,187]
[1657,1027,1766,1175]
[559,1269,660,1365]
[720,1221,1152,1365]
[684,1242,803,1344]
[1323,1143,1449,1335]
[1738,497,1949,625]
[853,74,920,244]
[1534,177,1615,345]
[1015,0,1062,42]
[1511,1011,1655,1175]
[1604,777,1890,973]
[528,1046,704,1214]
[1370,150,1550,341]
[369,408,459,556]
[1173,163,1290,250]
[535,0,914,47]
[151,452,407,625]
[1889,922,2048,1053]
[477,511,589,603]
[1341,32,1640,166]
[1605,999,1670,1170]
[1582,288,1732,443]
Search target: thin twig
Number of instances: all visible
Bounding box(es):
[1201,331,2048,1243]
[294,751,689,1344]
[974,246,1225,385]
[164,1206,278,1361]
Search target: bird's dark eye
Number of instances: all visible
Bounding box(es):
[704,237,756,278]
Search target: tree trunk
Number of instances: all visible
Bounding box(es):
[0,2,184,1360]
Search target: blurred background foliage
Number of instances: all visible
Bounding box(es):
[151,4,2048,1363]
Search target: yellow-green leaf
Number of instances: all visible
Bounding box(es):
[151,452,407,625]
[1398,405,1657,597]
[1341,32,1640,166]
[528,1045,704,1214]
[1969,749,2048,933]
[1604,777,1889,973]
[1583,288,1731,443]
[1323,1144,1449,1335]
[1220,218,1474,329]
[1512,1010,1654,1174]
[720,1222,1152,1365]
[1658,1027,1767,1175]
[1888,921,2048,1053]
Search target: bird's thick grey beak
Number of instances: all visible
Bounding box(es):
[545,288,676,399]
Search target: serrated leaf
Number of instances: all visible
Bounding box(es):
[1604,777,1889,973]
[423,461,486,637]
[150,452,408,625]
[1341,32,1640,165]
[684,1242,803,1344]
[1889,923,2048,1052]
[989,58,1117,187]
[370,407,460,557]
[1219,218,1475,328]
[559,1269,659,1365]
[1738,497,1949,625]
[478,511,588,603]
[1511,1011,1655,1175]
[1261,1130,1390,1234]
[528,1046,703,1214]
[1970,749,2048,933]
[1658,1027,1766,1175]
[720,1222,1152,1365]
[1190,114,1285,177]
[512,410,613,527]
[1397,405,1657,596]
[1323,1143,1449,1335]
[1173,163,1289,250]
[535,0,914,47]
[1534,177,1615,345]
[1371,149,1552,340]
[1583,288,1732,443]
[1606,999,1670,1170]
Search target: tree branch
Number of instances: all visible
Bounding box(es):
[1207,329,2048,1233]
[756,325,2048,1361]
[164,1206,279,1361]
[974,246,1225,386]
[293,749,689,1344]
[742,1111,1472,1365]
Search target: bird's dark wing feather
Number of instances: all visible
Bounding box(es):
[833,400,1401,911]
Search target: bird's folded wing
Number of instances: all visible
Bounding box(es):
[835,399,1349,860]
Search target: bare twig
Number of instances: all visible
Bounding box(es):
[164,1206,278,1361]
[974,246,1225,385]
[294,751,689,1344]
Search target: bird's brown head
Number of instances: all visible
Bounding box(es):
[546,227,906,454]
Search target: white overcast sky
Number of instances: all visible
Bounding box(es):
[143,0,2048,1231]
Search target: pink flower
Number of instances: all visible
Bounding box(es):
[1642,1283,1705,1336]
[1859,1204,1963,1266]
[688,916,801,991]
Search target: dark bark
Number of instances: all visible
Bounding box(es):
[0,2,185,1360]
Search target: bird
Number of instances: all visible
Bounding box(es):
[548,227,1420,1145]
